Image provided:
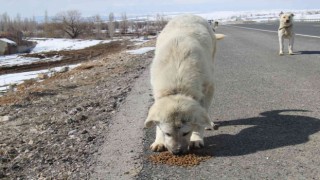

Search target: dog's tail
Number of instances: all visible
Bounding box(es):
[215,34,225,40]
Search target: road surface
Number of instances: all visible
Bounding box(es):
[229,22,320,37]
[94,23,320,179]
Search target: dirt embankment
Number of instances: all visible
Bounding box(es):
[0,39,155,179]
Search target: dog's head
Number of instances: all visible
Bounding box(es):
[145,95,211,155]
[279,12,294,26]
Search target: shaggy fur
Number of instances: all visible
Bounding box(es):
[278,12,295,55]
[145,14,223,155]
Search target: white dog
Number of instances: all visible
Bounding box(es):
[145,14,224,155]
[278,12,295,55]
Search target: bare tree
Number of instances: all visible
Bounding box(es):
[13,13,22,31]
[53,10,85,38]
[0,13,11,32]
[132,18,140,38]
[108,12,115,39]
[155,14,167,32]
[93,14,102,39]
[119,12,128,35]
[43,10,51,37]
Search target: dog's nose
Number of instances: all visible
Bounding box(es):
[286,20,290,23]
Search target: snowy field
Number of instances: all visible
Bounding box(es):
[29,38,111,53]
[135,9,320,23]
[195,9,320,22]
[0,37,153,95]
[0,64,80,93]
[0,38,111,67]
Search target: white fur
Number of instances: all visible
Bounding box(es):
[278,12,295,55]
[145,14,223,154]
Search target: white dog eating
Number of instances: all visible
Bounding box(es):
[278,12,295,55]
[145,14,223,155]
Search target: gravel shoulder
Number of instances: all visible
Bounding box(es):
[91,68,152,179]
[0,39,155,179]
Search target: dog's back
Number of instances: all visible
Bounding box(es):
[151,14,218,101]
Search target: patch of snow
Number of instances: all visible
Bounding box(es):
[0,38,114,68]
[130,37,150,46]
[0,64,80,94]
[147,9,320,23]
[0,38,17,45]
[0,54,63,67]
[126,47,155,55]
[29,38,111,53]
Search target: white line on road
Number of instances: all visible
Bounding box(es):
[225,25,320,39]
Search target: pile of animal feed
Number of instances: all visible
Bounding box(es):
[148,151,211,167]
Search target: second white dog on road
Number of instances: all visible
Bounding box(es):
[278,11,295,55]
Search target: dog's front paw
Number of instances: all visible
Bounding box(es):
[150,142,166,152]
[279,52,284,56]
[190,140,204,149]
[289,52,294,55]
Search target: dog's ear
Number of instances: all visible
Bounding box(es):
[290,13,294,17]
[279,11,284,17]
[144,103,160,128]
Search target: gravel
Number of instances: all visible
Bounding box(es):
[0,38,155,179]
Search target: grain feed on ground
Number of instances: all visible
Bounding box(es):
[148,151,211,167]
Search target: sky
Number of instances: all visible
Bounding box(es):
[0,0,320,18]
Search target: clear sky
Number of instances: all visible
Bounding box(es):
[0,0,319,18]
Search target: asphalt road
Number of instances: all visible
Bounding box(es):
[93,24,320,179]
[229,22,320,37]
[138,25,320,179]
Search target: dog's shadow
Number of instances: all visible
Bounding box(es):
[296,51,320,55]
[194,110,320,157]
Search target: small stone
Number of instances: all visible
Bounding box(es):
[59,66,69,73]
[28,140,34,145]
[75,115,88,121]
[87,136,96,142]
[37,73,49,80]
[0,116,11,122]
[68,130,77,135]
[81,130,88,134]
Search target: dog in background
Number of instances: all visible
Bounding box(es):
[278,12,295,55]
[145,14,224,155]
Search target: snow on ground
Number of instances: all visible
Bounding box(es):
[0,37,151,95]
[29,38,111,53]
[149,9,320,23]
[0,64,80,94]
[0,54,62,67]
[0,38,17,45]
[126,47,155,55]
[195,9,320,22]
[0,38,111,67]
